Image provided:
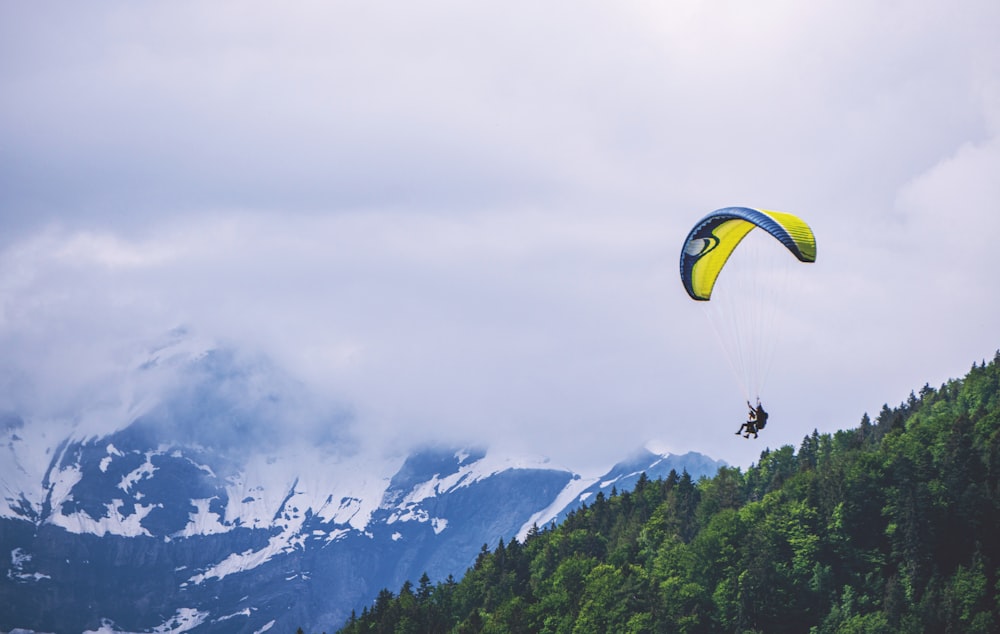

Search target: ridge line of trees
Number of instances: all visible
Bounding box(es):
[326,351,1000,633]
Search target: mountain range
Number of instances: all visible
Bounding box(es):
[1,336,724,633]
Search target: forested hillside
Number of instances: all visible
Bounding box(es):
[334,353,1000,633]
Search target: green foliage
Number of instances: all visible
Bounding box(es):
[336,351,1000,633]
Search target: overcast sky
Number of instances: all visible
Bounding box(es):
[2,0,998,472]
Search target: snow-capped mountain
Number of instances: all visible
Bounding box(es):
[0,336,725,633]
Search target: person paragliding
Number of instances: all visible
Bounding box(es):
[735,413,756,438]
[679,206,815,438]
[736,399,768,439]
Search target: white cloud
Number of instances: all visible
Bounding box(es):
[1,0,999,470]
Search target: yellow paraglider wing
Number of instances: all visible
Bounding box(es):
[680,207,816,301]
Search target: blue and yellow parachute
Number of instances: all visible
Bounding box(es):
[679,206,817,402]
[680,207,816,301]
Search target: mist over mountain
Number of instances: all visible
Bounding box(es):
[0,334,724,633]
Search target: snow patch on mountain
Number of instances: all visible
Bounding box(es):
[117,451,156,493]
[9,547,51,582]
[176,498,230,537]
[516,474,594,540]
[82,608,209,634]
[378,449,571,538]
[412,452,558,503]
[223,447,402,533]
[185,534,290,585]
[99,444,124,473]
[51,498,157,538]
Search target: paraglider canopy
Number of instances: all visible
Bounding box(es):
[679,206,817,402]
[680,207,816,301]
